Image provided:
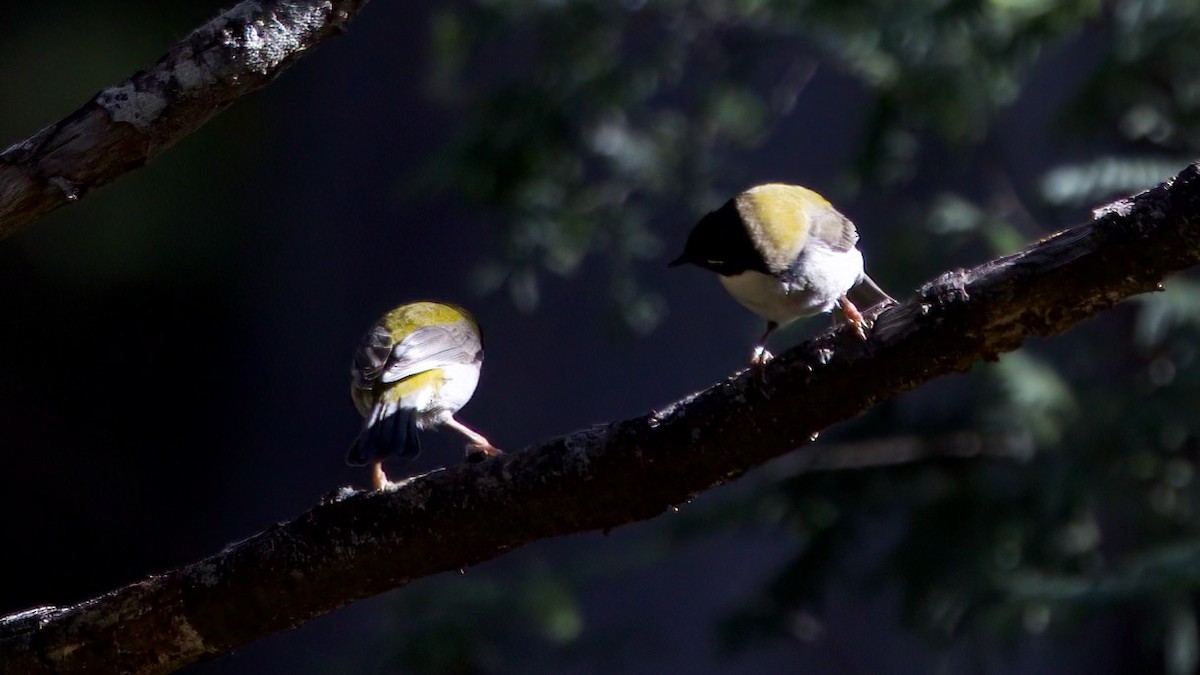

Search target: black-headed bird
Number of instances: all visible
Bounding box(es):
[671,183,894,363]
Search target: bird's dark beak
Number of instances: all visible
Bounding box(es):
[668,253,689,268]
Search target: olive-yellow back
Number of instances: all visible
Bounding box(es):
[380,301,477,337]
[735,184,858,272]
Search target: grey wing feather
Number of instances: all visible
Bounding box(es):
[352,324,395,390]
[378,323,480,384]
[808,205,859,253]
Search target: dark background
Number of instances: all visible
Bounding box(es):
[3,1,1200,673]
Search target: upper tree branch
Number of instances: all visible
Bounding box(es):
[1,164,1198,673]
[0,0,371,239]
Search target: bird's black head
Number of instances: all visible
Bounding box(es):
[669,197,768,276]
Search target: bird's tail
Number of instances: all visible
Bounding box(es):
[847,273,896,311]
[347,402,421,466]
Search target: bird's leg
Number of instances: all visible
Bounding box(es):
[839,296,868,340]
[445,416,503,457]
[750,321,779,368]
[371,462,392,491]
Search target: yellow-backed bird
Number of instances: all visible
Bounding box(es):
[670,183,894,363]
[348,301,499,489]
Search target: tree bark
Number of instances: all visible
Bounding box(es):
[1,163,1198,673]
[0,0,371,240]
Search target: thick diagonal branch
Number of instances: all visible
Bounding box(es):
[0,0,371,239]
[2,164,1199,674]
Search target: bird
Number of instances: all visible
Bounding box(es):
[347,301,500,490]
[670,183,895,364]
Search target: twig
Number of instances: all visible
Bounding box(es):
[1001,538,1200,603]
[765,431,1035,476]
[0,0,371,239]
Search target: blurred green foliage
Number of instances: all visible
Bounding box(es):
[392,0,1200,672]
[382,572,583,673]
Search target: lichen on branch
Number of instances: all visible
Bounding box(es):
[0,0,372,239]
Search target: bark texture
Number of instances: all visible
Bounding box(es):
[0,0,371,240]
[1,164,1198,673]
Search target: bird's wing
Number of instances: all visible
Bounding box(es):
[359,323,478,387]
[807,204,859,253]
[351,323,395,391]
[778,204,861,287]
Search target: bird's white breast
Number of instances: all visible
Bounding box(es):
[719,245,864,324]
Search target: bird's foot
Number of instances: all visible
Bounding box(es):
[465,443,503,463]
[749,344,776,392]
[839,296,869,340]
[371,463,393,491]
[445,416,501,459]
[750,344,775,368]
